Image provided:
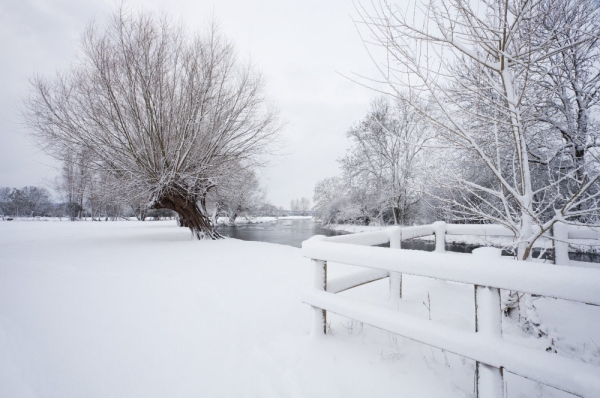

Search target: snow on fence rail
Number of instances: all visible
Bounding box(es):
[301,223,600,398]
[326,221,600,266]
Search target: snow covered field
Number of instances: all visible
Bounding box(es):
[1,221,598,397]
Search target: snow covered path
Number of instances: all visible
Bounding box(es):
[1,221,467,398]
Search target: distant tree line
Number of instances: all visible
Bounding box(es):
[0,186,53,219]
[290,197,311,215]
[0,184,176,221]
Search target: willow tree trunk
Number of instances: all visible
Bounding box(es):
[155,194,222,240]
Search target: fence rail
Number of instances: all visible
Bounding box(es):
[302,223,600,398]
[327,221,600,266]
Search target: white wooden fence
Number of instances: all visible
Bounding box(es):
[302,223,600,398]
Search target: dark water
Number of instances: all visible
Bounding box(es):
[218,219,600,263]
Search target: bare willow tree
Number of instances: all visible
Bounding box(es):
[356,0,600,260]
[24,8,280,239]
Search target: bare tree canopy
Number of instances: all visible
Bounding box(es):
[23,8,280,239]
[313,97,431,226]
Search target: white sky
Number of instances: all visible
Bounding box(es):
[0,0,382,208]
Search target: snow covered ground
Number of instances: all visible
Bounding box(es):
[1,221,598,397]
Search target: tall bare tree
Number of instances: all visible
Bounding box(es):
[24,8,280,239]
[312,97,431,226]
[341,97,431,225]
[54,150,92,218]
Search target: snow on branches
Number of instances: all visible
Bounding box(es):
[355,0,600,259]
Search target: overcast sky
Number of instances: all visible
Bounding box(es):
[0,0,382,208]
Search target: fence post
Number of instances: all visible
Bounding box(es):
[473,248,504,398]
[312,258,327,335]
[553,222,570,266]
[389,227,402,306]
[433,221,446,252]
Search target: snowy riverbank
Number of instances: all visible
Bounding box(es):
[1,221,598,397]
[216,215,313,225]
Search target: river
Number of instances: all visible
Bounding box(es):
[217,219,346,247]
